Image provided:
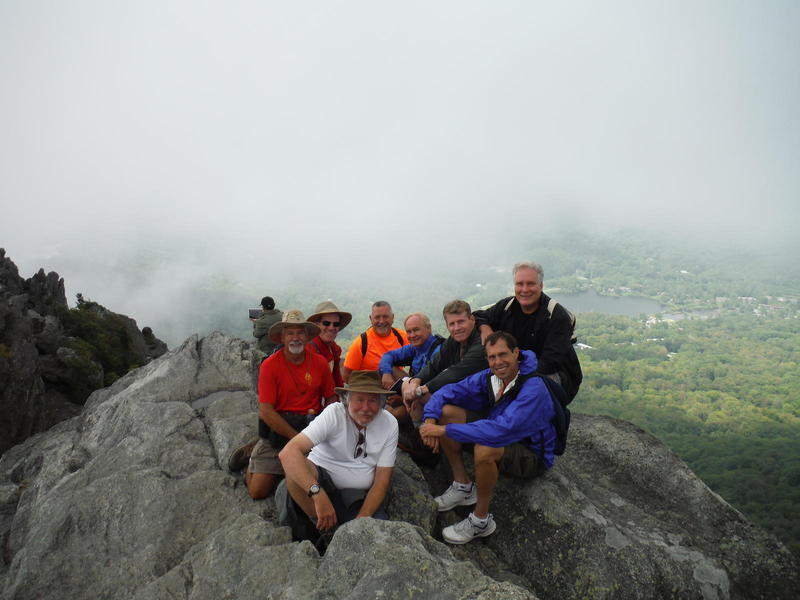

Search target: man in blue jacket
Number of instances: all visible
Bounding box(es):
[378,312,444,389]
[419,331,556,544]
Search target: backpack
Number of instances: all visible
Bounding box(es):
[487,369,571,456]
[425,335,446,361]
[361,328,405,358]
[503,297,577,344]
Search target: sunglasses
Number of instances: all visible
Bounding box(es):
[354,431,367,459]
[321,320,341,328]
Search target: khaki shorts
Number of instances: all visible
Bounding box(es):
[464,407,545,480]
[499,442,544,479]
[249,438,284,475]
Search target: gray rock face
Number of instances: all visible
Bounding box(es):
[0,249,74,453]
[0,332,797,600]
[0,249,169,453]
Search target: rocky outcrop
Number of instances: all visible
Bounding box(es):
[0,249,168,453]
[0,332,797,599]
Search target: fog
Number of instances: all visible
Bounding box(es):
[1,1,798,344]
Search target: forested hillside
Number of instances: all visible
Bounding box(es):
[575,312,800,556]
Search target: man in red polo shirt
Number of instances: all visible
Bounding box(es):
[243,310,337,500]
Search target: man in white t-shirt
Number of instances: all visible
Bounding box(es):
[278,370,398,538]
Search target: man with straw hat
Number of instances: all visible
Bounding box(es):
[306,300,352,388]
[277,370,398,542]
[234,310,337,500]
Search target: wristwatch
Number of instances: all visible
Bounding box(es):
[308,483,321,497]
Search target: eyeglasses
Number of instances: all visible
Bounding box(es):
[321,320,341,328]
[354,431,367,459]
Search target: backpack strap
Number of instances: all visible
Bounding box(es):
[546,298,558,318]
[362,328,405,358]
[547,298,578,345]
[391,327,404,346]
[426,335,445,360]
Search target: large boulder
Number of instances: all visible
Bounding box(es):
[0,332,797,599]
[436,414,799,599]
[0,333,450,600]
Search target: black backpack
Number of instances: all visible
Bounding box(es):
[424,335,446,361]
[360,327,405,357]
[487,369,571,456]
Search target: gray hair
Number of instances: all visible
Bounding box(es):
[372,300,392,310]
[404,312,431,329]
[513,261,544,283]
[340,390,387,409]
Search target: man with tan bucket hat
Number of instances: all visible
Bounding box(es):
[306,300,352,388]
[233,309,337,500]
[277,370,398,543]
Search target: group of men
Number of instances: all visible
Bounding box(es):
[233,261,581,545]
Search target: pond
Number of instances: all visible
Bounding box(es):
[549,289,663,317]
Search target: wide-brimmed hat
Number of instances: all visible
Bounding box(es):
[335,371,393,396]
[268,309,321,343]
[307,300,352,331]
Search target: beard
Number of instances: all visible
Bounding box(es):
[287,340,305,354]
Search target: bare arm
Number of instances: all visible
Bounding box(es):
[279,433,337,531]
[356,466,393,518]
[381,372,395,389]
[419,420,445,453]
[342,367,353,383]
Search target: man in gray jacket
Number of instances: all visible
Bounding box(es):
[252,296,283,354]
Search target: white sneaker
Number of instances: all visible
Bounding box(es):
[434,482,477,512]
[442,513,496,544]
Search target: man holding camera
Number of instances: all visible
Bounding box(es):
[251,296,283,355]
[242,310,337,500]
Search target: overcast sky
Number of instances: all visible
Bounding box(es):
[1,1,798,338]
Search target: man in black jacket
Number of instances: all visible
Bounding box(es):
[473,261,582,400]
[401,300,488,422]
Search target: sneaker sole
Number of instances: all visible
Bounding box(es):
[443,520,497,544]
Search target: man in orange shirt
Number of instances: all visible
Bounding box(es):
[342,301,408,381]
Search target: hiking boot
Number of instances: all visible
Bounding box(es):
[434,482,477,512]
[228,439,257,473]
[442,512,496,544]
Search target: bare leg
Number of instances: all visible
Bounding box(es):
[386,398,413,428]
[473,445,504,518]
[439,404,470,483]
[245,469,281,500]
